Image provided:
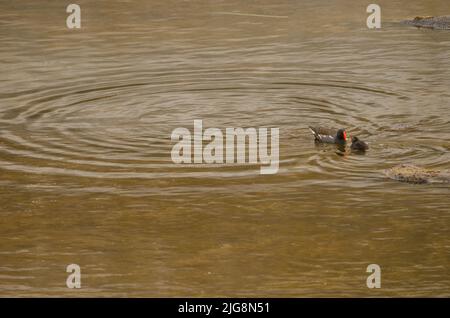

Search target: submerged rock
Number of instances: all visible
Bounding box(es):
[385,164,450,184]
[401,16,450,30]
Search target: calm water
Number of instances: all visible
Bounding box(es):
[0,0,449,297]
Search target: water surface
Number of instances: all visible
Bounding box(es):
[0,0,449,296]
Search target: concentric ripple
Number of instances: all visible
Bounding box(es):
[1,67,449,194]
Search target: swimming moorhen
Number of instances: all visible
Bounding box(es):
[308,126,348,145]
[350,136,369,152]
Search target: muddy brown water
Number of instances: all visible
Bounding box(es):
[0,0,449,296]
